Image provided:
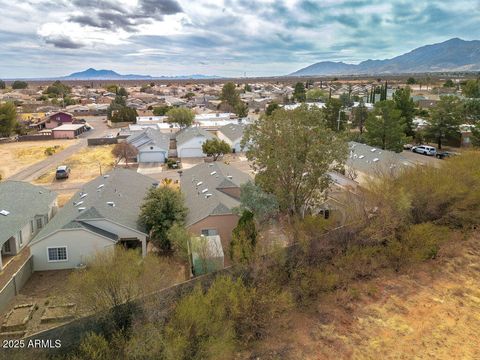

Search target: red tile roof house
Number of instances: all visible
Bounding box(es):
[45,111,74,129]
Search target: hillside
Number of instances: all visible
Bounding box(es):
[292,38,480,76]
[249,233,480,359]
[62,68,220,80]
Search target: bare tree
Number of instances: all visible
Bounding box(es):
[112,142,138,166]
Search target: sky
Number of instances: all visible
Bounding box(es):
[0,0,479,78]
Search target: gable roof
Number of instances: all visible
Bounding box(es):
[34,168,157,241]
[127,127,170,151]
[0,182,57,243]
[180,162,251,226]
[175,126,216,147]
[218,123,246,142]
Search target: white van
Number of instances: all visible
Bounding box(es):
[412,145,437,156]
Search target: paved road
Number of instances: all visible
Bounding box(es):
[8,117,114,182]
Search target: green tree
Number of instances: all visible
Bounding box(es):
[464,99,480,124]
[352,100,368,134]
[365,100,406,152]
[153,105,172,116]
[230,210,257,264]
[244,83,252,92]
[234,101,248,117]
[462,79,480,98]
[0,102,17,137]
[237,180,279,223]
[323,98,346,131]
[167,223,191,262]
[117,87,128,97]
[0,80,5,89]
[443,79,455,88]
[202,138,231,160]
[220,82,241,108]
[106,84,119,93]
[167,107,195,128]
[110,106,137,123]
[339,92,353,107]
[242,105,348,216]
[44,80,71,97]
[393,87,415,137]
[293,82,306,102]
[406,77,416,85]
[426,95,463,149]
[265,102,280,116]
[139,186,187,251]
[306,88,327,102]
[11,80,28,89]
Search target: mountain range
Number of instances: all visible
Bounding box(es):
[62,68,220,80]
[291,38,480,76]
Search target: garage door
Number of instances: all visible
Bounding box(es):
[179,148,204,158]
[139,151,165,163]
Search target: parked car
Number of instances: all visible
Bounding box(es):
[436,151,459,159]
[55,165,71,180]
[412,145,437,156]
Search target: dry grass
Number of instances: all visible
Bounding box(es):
[0,140,76,179]
[250,234,480,360]
[33,145,116,185]
[56,192,75,207]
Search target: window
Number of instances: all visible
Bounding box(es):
[201,229,218,236]
[30,220,34,235]
[3,240,11,253]
[47,247,68,262]
[19,230,23,246]
[36,217,43,229]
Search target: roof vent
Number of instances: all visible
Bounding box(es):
[210,171,217,175]
[371,148,376,152]
[196,181,203,186]
[227,175,232,179]
[80,193,88,199]
[373,158,379,162]
[78,207,86,212]
[0,210,10,216]
[107,201,115,207]
[201,188,208,193]
[205,193,213,198]
[359,155,365,159]
[97,184,105,189]
[74,201,84,207]
[104,175,110,178]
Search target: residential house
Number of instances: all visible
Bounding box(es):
[127,128,170,163]
[180,162,252,263]
[176,126,216,158]
[217,123,247,153]
[51,124,87,139]
[29,169,156,271]
[0,182,57,270]
[45,111,74,129]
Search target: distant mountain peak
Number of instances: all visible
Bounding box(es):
[61,68,220,80]
[291,38,480,76]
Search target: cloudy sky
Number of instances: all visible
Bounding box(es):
[1,0,479,78]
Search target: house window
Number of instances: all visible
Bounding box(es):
[47,247,68,262]
[201,229,218,236]
[19,230,23,246]
[30,220,35,234]
[36,217,43,229]
[3,240,11,253]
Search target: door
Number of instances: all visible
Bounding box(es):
[139,151,165,163]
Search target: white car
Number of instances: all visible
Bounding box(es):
[412,145,437,156]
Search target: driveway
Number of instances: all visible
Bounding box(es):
[180,157,204,169]
[137,162,164,175]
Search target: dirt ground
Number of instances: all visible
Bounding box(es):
[249,234,480,360]
[32,145,116,186]
[0,140,77,179]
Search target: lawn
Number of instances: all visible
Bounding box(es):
[0,140,76,179]
[33,145,117,185]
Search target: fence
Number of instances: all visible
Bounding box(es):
[0,255,34,315]
[17,134,53,141]
[87,138,119,146]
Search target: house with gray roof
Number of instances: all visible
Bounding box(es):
[0,182,57,270]
[217,123,248,153]
[175,126,216,158]
[180,162,251,264]
[29,168,157,271]
[127,127,170,163]
[346,142,415,183]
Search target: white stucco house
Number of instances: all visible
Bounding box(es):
[0,182,57,270]
[29,168,157,271]
[176,126,216,158]
[217,123,247,153]
[127,127,170,163]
